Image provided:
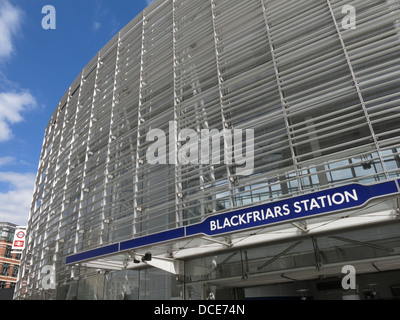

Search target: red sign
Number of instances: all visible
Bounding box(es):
[12,228,26,250]
[13,240,24,248]
[16,231,25,238]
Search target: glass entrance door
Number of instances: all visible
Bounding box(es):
[184,222,400,300]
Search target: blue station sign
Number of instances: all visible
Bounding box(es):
[66,179,400,265]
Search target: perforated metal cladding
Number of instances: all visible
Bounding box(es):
[15,0,400,299]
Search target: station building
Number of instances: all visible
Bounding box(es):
[14,0,400,300]
[0,222,22,299]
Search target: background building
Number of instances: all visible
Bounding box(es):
[0,222,21,299]
[15,0,400,300]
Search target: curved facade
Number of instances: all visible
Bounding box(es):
[15,0,400,300]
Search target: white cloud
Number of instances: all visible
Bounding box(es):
[0,2,35,142]
[0,0,22,61]
[93,21,102,31]
[0,2,35,226]
[0,156,14,166]
[0,171,35,226]
[0,91,37,142]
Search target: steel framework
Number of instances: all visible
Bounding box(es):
[15,0,400,299]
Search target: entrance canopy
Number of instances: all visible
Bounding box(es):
[66,180,400,276]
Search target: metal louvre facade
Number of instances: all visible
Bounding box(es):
[15,0,400,299]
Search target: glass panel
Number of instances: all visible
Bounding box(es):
[185,250,243,284]
[104,270,140,300]
[315,223,400,266]
[139,268,183,300]
[184,222,400,299]
[76,274,105,300]
[244,240,315,276]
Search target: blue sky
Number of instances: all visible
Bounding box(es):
[0,0,154,226]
